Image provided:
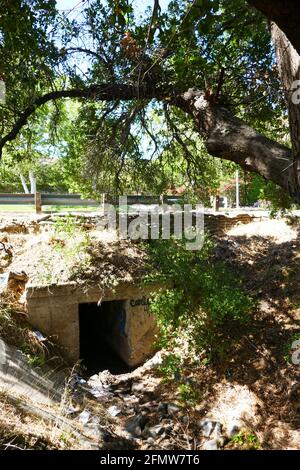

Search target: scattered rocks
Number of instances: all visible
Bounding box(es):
[167,403,180,415]
[202,438,221,450]
[198,419,223,439]
[146,437,155,445]
[147,424,166,439]
[131,382,145,394]
[78,409,91,425]
[8,270,28,282]
[158,402,168,414]
[124,415,148,438]
[181,415,189,424]
[226,422,241,438]
[157,402,180,416]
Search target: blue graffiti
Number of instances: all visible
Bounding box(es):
[117,308,127,337]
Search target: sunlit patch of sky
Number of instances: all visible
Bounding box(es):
[52,1,170,159]
[54,0,170,75]
[55,0,170,18]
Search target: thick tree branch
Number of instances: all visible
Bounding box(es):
[174,88,295,196]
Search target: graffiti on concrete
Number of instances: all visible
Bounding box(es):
[130,296,151,314]
[117,307,128,337]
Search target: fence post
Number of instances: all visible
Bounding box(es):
[101,193,106,213]
[35,192,42,214]
[213,195,220,212]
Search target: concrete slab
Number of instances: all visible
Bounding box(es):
[0,338,66,405]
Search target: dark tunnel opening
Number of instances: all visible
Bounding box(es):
[79,300,133,375]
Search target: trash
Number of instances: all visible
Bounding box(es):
[0,273,9,293]
[70,373,86,390]
[85,374,113,400]
[125,415,147,437]
[33,330,46,342]
[108,405,122,417]
[122,394,139,405]
[78,410,91,425]
[167,403,180,415]
[198,419,222,438]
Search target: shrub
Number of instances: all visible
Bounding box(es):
[145,236,255,361]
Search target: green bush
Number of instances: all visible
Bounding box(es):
[145,236,255,361]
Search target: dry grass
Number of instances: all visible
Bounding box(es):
[0,391,64,450]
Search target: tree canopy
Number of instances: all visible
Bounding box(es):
[0,0,300,200]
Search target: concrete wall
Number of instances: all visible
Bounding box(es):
[25,281,160,366]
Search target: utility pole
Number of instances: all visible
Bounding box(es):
[236,168,240,209]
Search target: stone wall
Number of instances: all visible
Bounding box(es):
[117,211,264,238]
[204,212,264,235]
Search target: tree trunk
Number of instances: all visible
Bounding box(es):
[247,1,300,56]
[271,22,300,200]
[29,170,36,194]
[19,173,29,194]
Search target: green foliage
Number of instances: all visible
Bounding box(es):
[157,353,182,381]
[51,216,92,279]
[53,215,78,237]
[177,382,200,405]
[157,354,200,406]
[146,236,255,360]
[25,353,46,368]
[1,0,295,219]
[230,430,260,450]
[0,0,293,209]
[0,296,43,360]
[259,180,294,217]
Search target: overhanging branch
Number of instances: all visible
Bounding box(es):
[0,83,166,157]
[0,82,297,200]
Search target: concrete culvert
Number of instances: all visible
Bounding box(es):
[79,300,133,375]
[26,281,160,369]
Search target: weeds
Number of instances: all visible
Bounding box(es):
[177,382,200,405]
[157,354,181,382]
[35,216,92,285]
[230,429,260,450]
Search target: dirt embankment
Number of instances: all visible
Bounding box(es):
[1,215,300,449]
